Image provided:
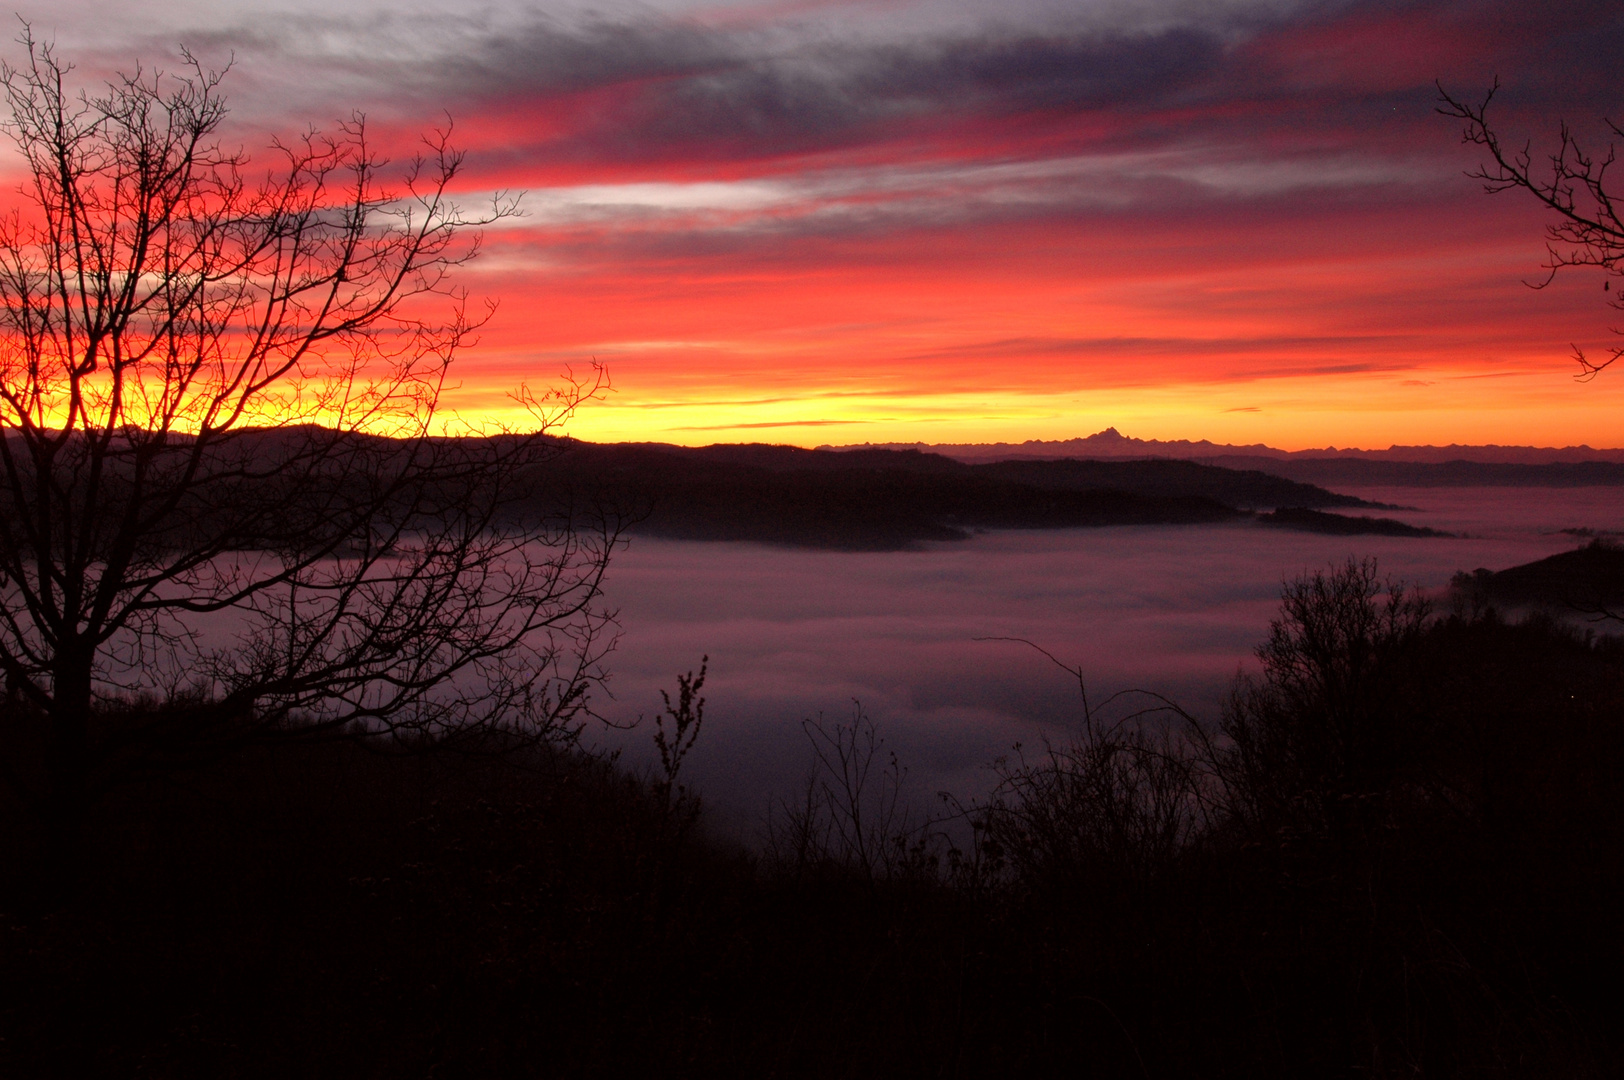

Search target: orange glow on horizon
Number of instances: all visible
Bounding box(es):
[429,194,1624,452]
[15,0,1621,455]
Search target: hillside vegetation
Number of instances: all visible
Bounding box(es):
[1,558,1618,1077]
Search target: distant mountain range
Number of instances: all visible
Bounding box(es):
[820,429,1624,487]
[822,428,1624,465]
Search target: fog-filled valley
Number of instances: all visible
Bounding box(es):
[9,471,1622,1077]
[594,484,1624,833]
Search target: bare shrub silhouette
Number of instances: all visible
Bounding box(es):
[963,639,1216,899]
[764,703,936,884]
[977,727,1210,898]
[1217,557,1429,840]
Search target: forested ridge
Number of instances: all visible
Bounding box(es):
[522,439,1422,548]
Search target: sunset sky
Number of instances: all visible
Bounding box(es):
[16,0,1624,449]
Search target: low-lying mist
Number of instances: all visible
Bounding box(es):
[592,485,1624,836]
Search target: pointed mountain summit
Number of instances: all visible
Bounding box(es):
[820,430,1624,469]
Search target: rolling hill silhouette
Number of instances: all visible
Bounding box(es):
[526,440,1427,549]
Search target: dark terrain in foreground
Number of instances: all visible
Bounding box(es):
[2,554,1620,1077]
[1453,539,1624,616]
[533,441,1422,548]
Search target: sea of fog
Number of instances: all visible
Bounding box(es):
[589,486,1624,838]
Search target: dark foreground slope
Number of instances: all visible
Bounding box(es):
[2,600,1618,1078]
[527,441,1389,549]
[1452,539,1624,615]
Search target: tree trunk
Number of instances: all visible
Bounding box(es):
[43,651,93,900]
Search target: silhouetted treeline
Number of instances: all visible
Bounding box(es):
[1207,454,1624,488]
[2,561,1619,1076]
[527,440,1399,549]
[1453,538,1624,616]
[12,430,1423,554]
[1256,505,1448,536]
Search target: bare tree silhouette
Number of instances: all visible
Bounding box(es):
[1219,557,1429,840]
[0,33,619,872]
[1440,81,1624,378]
